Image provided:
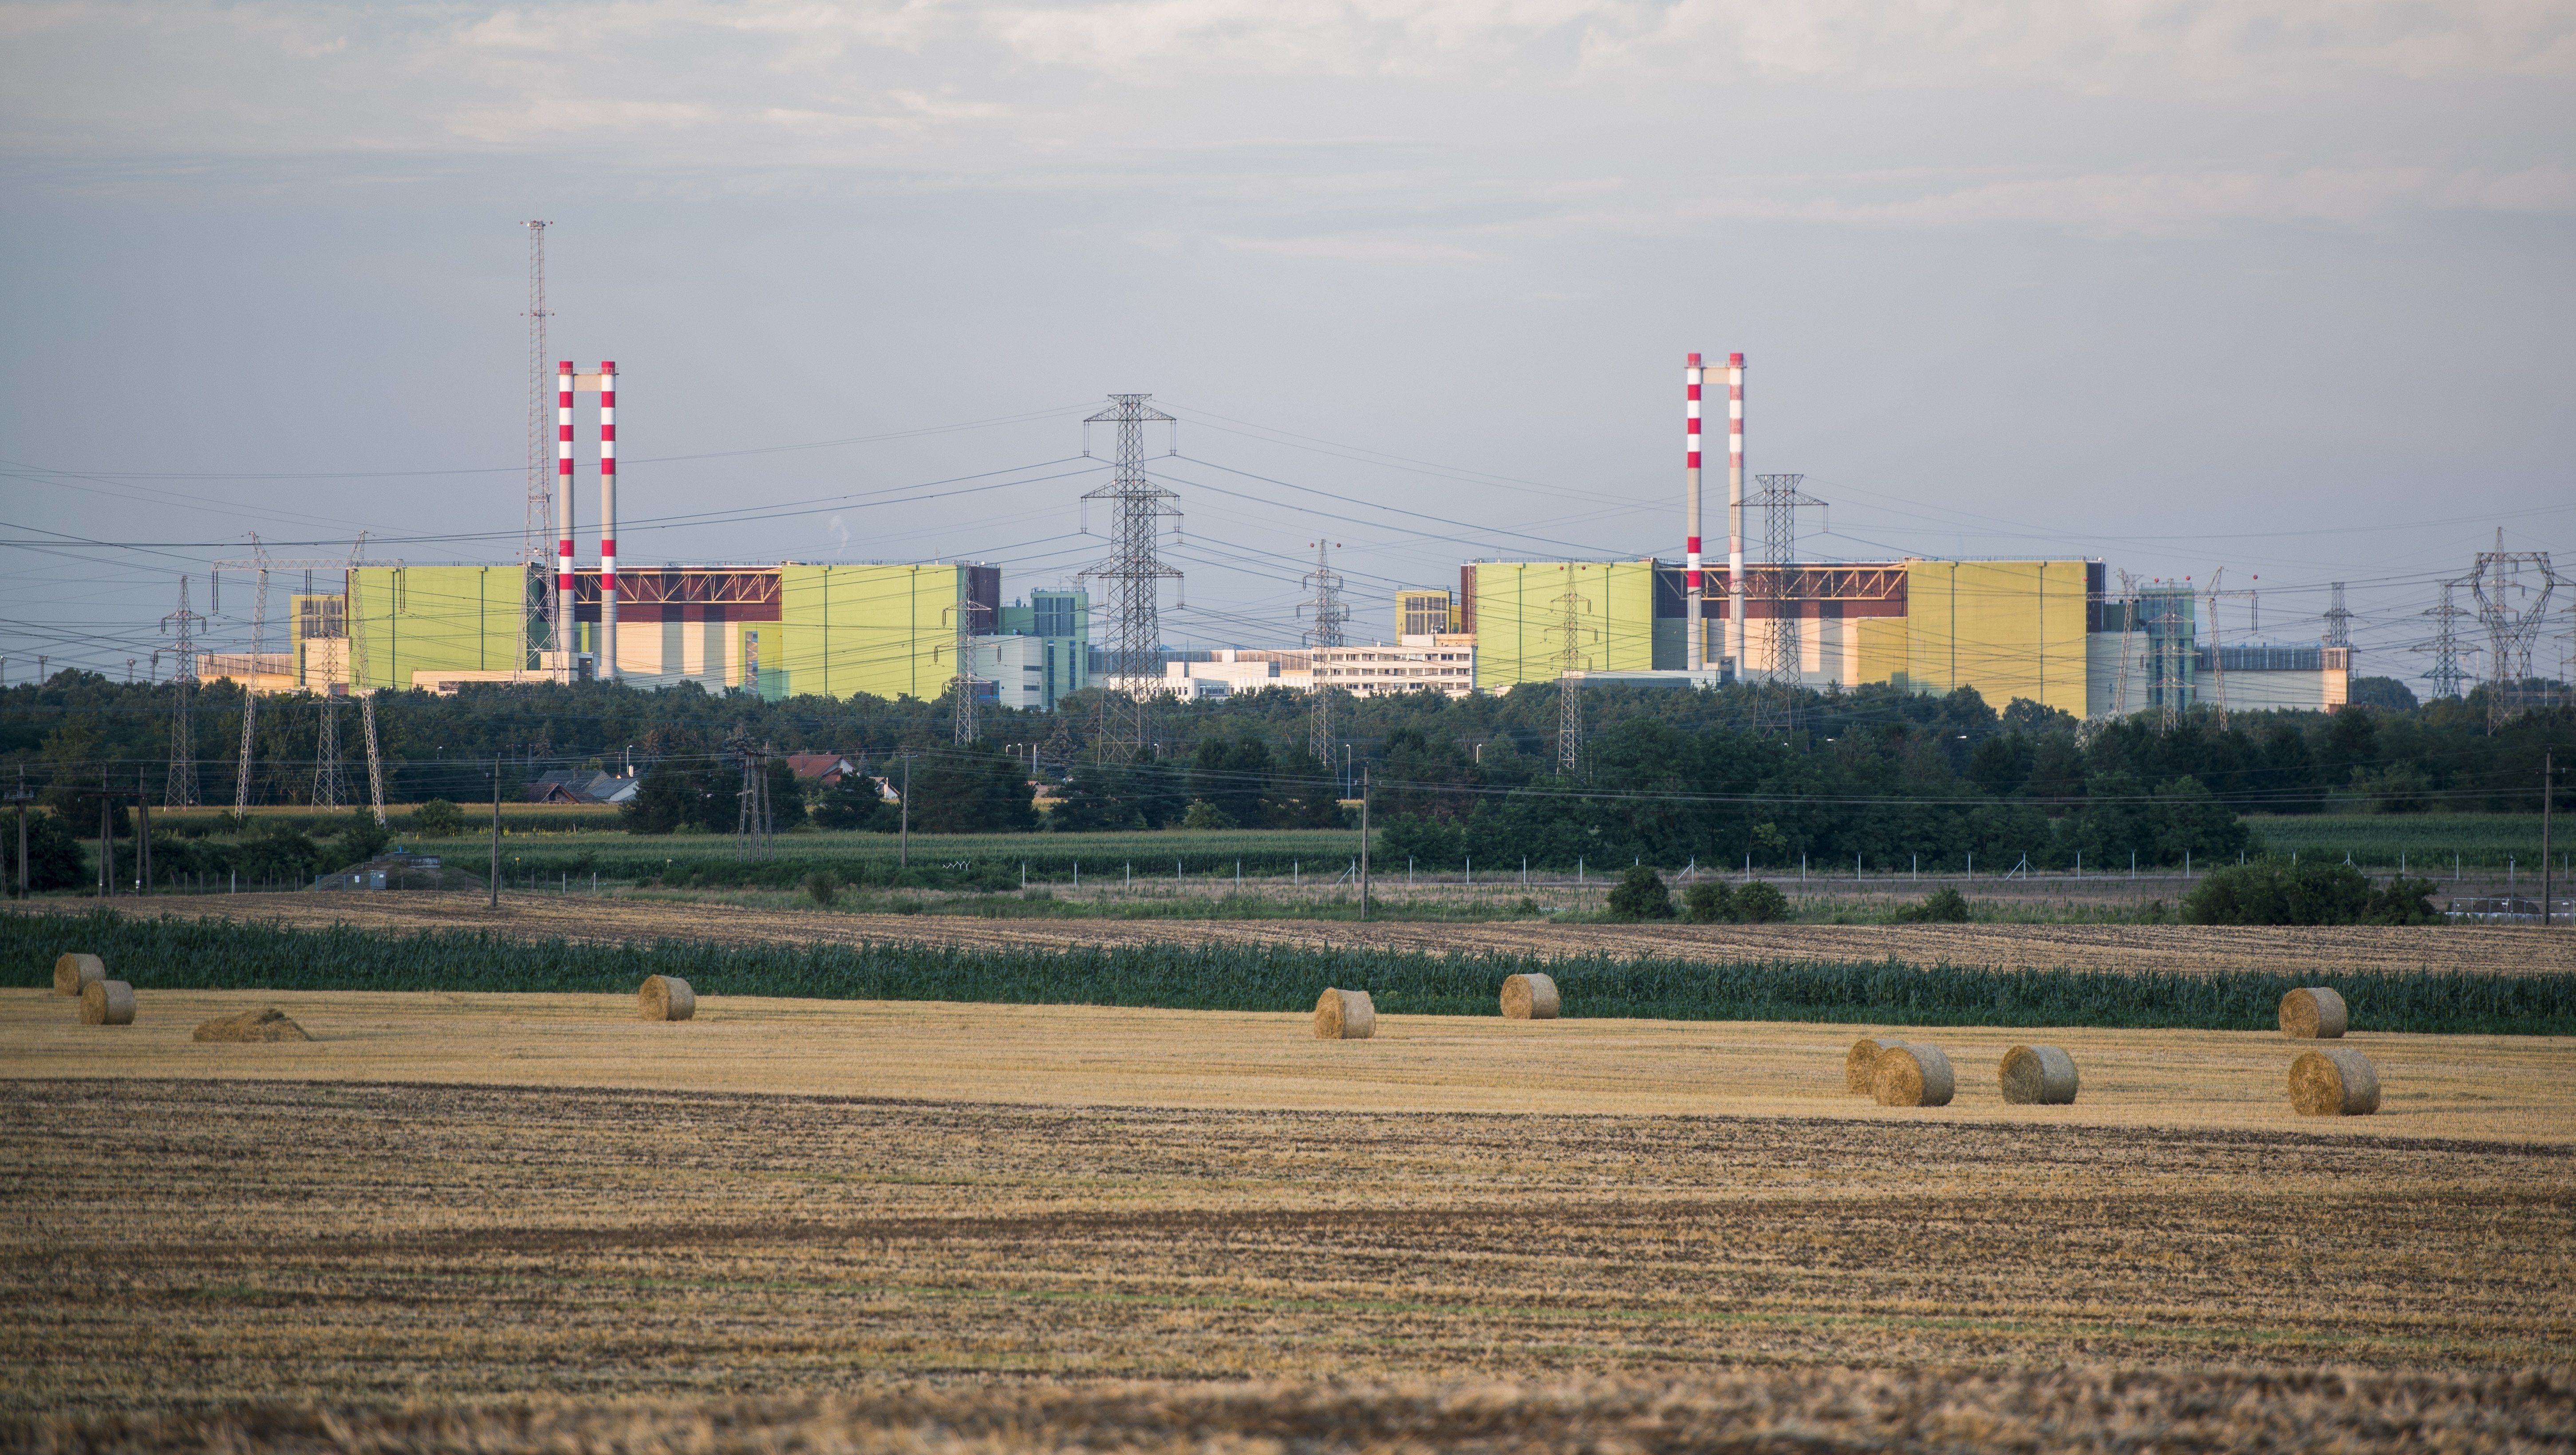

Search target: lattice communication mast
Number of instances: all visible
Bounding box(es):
[1077,395,1181,762]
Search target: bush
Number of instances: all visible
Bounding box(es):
[1181,799,1235,830]
[4,808,87,893]
[1894,887,1971,923]
[410,799,464,837]
[804,870,838,907]
[1734,880,1790,923]
[1605,865,1675,920]
[332,806,391,868]
[1682,881,1736,924]
[2182,859,2437,925]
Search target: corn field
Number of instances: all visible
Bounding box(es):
[8,910,2571,1034]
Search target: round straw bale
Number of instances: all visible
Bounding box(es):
[1870,1044,1954,1107]
[2279,987,2348,1039]
[80,980,135,1027]
[1845,1037,1907,1095]
[638,974,695,1022]
[1314,987,1375,1040]
[2290,1047,2380,1116]
[193,1008,312,1043]
[1499,973,1559,1020]
[1999,1044,2079,1105]
[54,953,107,997]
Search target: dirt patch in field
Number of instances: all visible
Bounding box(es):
[2,1078,2569,1415]
[31,893,2575,977]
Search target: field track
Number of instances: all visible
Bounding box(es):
[26,892,2576,976]
[7,988,2572,1141]
[3,1077,2569,1417]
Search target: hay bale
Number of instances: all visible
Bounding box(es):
[1845,1037,1907,1095]
[193,1008,312,1043]
[1999,1044,2079,1105]
[80,980,135,1027]
[2290,1047,2381,1116]
[54,953,106,997]
[638,975,696,1022]
[1314,987,1375,1040]
[1870,1044,1954,1107]
[1499,973,1559,1021]
[2279,986,2348,1039]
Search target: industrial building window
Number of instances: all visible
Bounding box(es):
[299,597,344,641]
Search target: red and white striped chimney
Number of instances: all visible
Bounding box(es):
[556,360,576,679]
[1726,352,1745,678]
[597,360,617,683]
[1684,353,1704,672]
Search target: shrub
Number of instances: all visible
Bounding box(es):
[1605,865,1675,920]
[804,871,838,907]
[1181,799,1235,831]
[1894,887,1971,923]
[1682,881,1736,924]
[2182,859,2441,925]
[410,799,465,837]
[1735,880,1790,923]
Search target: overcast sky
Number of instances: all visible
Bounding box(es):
[4,0,2571,685]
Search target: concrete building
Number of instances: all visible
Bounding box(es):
[308,562,1038,705]
[992,588,1091,709]
[1395,589,1458,639]
[1312,638,1477,698]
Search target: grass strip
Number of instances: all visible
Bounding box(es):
[8,909,2573,1035]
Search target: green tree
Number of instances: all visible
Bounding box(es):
[809,775,887,831]
[4,808,86,892]
[1733,880,1790,923]
[332,806,391,868]
[908,743,1036,833]
[410,799,464,837]
[1681,880,1735,923]
[1606,864,1674,920]
[621,758,722,835]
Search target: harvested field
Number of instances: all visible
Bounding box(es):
[2,1075,2570,1416]
[6,989,2573,1139]
[18,1370,2576,1454]
[22,891,2576,977]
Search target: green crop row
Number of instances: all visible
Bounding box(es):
[9,910,2571,1035]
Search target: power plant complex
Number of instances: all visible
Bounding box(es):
[227,303,2353,726]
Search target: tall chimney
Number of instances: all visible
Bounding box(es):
[1727,352,1746,678]
[1685,353,1704,672]
[556,360,575,680]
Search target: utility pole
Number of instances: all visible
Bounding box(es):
[9,771,32,899]
[523,221,556,676]
[1548,565,1596,778]
[1078,395,1182,763]
[159,577,205,808]
[1300,538,1346,767]
[1358,765,1370,921]
[899,754,912,868]
[489,756,501,909]
[2544,748,2556,929]
[730,728,771,861]
[347,534,386,823]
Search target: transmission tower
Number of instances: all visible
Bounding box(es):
[731,730,772,861]
[2153,584,2186,733]
[2111,569,2140,718]
[2469,530,2564,731]
[2414,578,2473,700]
[220,534,270,817]
[1300,539,1347,765]
[1546,566,1596,777]
[951,584,990,745]
[1077,394,1181,762]
[158,577,205,808]
[524,221,556,674]
[2323,581,2352,649]
[1753,472,1824,731]
[2202,569,2259,731]
[314,684,345,808]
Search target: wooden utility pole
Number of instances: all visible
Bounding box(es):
[899,755,912,869]
[2544,748,2556,929]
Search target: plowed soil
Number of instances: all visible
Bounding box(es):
[33,891,2575,975]
[4,1078,2571,1417]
